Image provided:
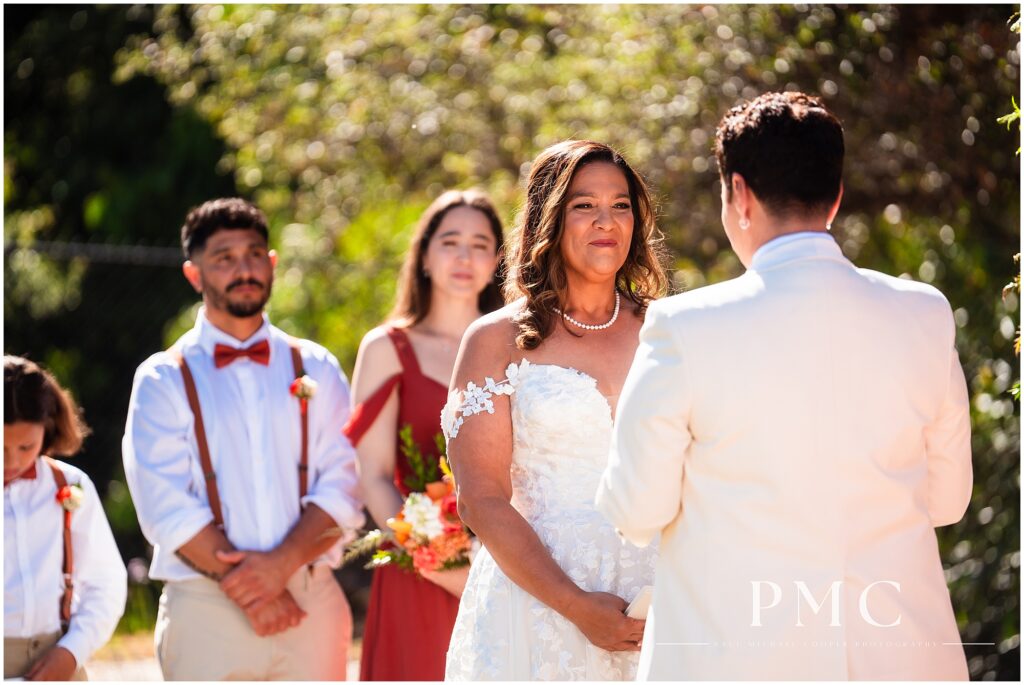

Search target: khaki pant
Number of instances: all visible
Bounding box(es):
[155,564,351,681]
[4,632,88,680]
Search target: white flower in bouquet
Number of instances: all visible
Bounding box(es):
[401,492,445,540]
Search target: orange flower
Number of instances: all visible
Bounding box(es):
[429,530,471,563]
[386,517,413,545]
[412,546,439,573]
[425,480,449,502]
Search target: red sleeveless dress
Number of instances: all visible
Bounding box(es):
[344,327,460,681]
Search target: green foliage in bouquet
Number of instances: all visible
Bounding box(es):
[399,423,446,492]
[368,545,414,573]
[341,529,412,572]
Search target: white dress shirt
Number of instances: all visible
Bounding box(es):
[750,229,829,266]
[4,458,128,667]
[122,308,365,582]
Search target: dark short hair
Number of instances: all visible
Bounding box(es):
[389,189,506,326]
[4,355,90,456]
[715,91,844,218]
[180,197,269,258]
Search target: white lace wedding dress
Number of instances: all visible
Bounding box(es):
[440,359,657,681]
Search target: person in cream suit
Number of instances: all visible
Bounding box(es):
[596,91,972,680]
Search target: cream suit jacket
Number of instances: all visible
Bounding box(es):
[596,232,972,680]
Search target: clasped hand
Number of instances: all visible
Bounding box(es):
[216,549,291,606]
[567,591,646,652]
[217,549,305,636]
[24,646,76,681]
[240,589,306,637]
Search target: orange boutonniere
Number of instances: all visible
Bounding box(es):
[56,484,84,512]
[289,374,318,414]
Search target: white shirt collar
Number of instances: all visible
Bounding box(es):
[192,306,272,355]
[749,231,844,271]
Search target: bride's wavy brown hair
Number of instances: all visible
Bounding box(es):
[504,140,668,350]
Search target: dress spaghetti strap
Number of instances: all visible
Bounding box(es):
[385,327,423,376]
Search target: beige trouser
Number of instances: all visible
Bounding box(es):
[4,632,88,680]
[155,564,351,681]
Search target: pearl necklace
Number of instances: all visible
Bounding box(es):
[554,291,621,331]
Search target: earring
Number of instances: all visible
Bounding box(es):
[423,268,431,279]
[825,222,832,231]
[739,217,750,231]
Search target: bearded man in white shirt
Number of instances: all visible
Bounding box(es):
[123,198,365,680]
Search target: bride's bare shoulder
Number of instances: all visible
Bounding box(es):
[457,300,525,370]
[464,301,523,348]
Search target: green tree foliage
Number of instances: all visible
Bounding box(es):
[999,13,1021,404]
[4,4,237,565]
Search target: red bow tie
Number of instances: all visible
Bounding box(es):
[4,462,37,487]
[213,340,271,369]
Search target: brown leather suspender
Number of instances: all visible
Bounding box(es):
[171,349,225,529]
[289,343,309,501]
[173,339,309,533]
[43,456,74,634]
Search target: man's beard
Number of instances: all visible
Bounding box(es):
[204,276,272,318]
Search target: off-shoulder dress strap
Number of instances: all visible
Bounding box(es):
[440,359,529,442]
[342,374,401,447]
[343,327,416,447]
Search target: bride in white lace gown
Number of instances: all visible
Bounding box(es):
[440,141,668,680]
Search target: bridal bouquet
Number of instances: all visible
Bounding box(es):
[344,426,473,574]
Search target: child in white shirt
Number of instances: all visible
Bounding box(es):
[4,355,127,680]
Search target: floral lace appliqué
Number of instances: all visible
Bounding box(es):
[444,360,656,681]
[441,359,529,441]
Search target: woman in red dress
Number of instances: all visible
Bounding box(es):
[344,189,505,680]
